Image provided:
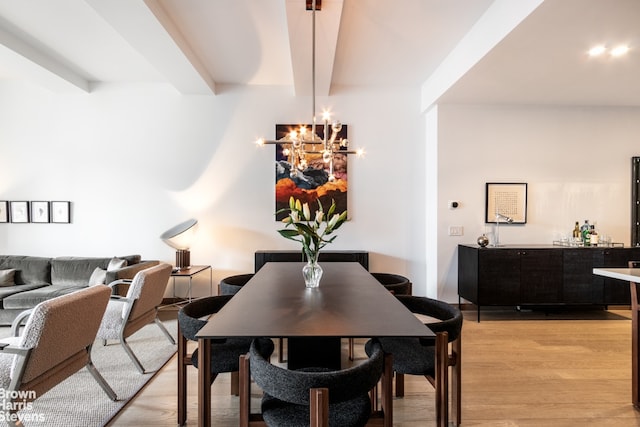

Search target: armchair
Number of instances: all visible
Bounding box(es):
[0,286,116,426]
[96,263,175,374]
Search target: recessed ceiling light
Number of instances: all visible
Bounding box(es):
[588,45,606,56]
[610,45,630,57]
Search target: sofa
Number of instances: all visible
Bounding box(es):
[0,254,159,325]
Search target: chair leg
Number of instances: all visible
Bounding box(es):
[348,338,354,360]
[239,354,251,427]
[154,314,176,345]
[381,353,393,427]
[278,338,286,363]
[310,388,329,427]
[452,336,462,426]
[178,332,188,426]
[86,348,117,401]
[231,370,240,396]
[435,332,449,427]
[120,336,146,374]
[395,372,405,397]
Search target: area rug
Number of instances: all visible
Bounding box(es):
[0,320,177,427]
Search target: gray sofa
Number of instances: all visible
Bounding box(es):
[0,255,159,325]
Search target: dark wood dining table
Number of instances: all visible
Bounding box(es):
[196,261,434,427]
[593,267,640,409]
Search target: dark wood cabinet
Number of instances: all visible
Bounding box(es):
[458,244,640,321]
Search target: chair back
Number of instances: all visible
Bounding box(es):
[178,295,233,341]
[395,295,463,343]
[250,338,384,405]
[219,274,254,295]
[371,272,412,295]
[17,285,111,383]
[125,263,172,320]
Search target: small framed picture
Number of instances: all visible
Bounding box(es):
[485,182,528,224]
[10,201,29,223]
[0,201,8,223]
[51,201,71,223]
[31,201,50,223]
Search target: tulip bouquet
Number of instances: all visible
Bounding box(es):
[277,196,348,265]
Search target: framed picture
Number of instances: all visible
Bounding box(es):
[485,183,527,224]
[9,201,29,223]
[31,201,50,223]
[51,201,71,223]
[0,201,7,223]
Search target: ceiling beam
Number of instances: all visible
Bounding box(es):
[420,0,544,111]
[0,18,89,93]
[286,0,343,97]
[85,0,215,95]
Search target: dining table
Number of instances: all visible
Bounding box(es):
[593,267,640,409]
[195,261,434,427]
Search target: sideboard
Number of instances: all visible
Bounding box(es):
[255,250,369,272]
[458,244,640,321]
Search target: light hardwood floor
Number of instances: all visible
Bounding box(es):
[108,307,640,426]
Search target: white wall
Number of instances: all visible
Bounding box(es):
[0,81,426,297]
[436,104,640,302]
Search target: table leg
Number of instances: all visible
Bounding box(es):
[198,338,211,427]
[631,282,640,409]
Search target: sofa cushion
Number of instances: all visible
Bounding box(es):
[118,254,141,265]
[2,285,85,310]
[51,257,112,287]
[0,256,51,286]
[89,267,107,286]
[0,269,16,287]
[0,283,49,307]
[107,257,127,271]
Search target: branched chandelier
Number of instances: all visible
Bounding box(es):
[256,0,364,182]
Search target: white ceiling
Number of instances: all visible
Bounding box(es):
[0,0,637,107]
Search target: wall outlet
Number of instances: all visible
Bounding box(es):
[448,226,464,236]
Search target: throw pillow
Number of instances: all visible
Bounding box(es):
[0,269,16,287]
[89,267,107,286]
[107,257,127,271]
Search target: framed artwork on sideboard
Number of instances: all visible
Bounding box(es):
[51,201,71,223]
[9,201,29,223]
[31,201,50,223]
[0,201,7,223]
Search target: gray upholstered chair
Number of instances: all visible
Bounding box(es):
[0,286,116,425]
[239,337,391,427]
[370,272,412,296]
[348,272,413,360]
[177,295,271,426]
[219,273,254,295]
[366,295,463,427]
[96,263,175,374]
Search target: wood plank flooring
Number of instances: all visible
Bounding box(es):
[107,307,640,426]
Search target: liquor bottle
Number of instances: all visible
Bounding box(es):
[582,225,591,247]
[590,225,599,246]
[572,221,580,238]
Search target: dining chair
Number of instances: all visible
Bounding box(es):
[96,263,175,374]
[348,272,413,361]
[219,273,254,295]
[177,295,273,426]
[239,337,392,427]
[365,295,463,427]
[0,286,116,425]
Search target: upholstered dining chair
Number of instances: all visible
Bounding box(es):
[219,273,254,295]
[239,337,392,427]
[365,295,463,427]
[96,263,175,374]
[348,272,413,360]
[0,286,116,425]
[177,295,270,426]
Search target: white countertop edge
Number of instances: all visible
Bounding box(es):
[593,268,640,283]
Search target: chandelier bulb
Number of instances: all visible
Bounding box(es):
[292,139,302,149]
[340,138,349,148]
[331,121,342,133]
[322,151,332,163]
[328,174,335,182]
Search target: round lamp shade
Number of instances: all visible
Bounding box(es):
[160,219,198,250]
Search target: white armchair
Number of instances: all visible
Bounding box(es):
[96,263,175,374]
[0,285,116,426]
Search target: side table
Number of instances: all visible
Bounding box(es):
[171,265,212,302]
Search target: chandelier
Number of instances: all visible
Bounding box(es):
[256,0,364,183]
